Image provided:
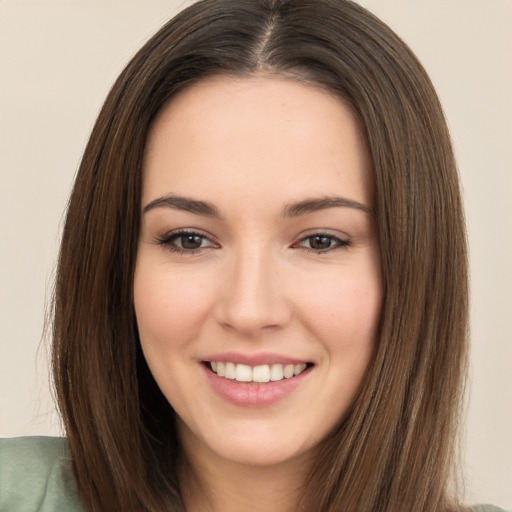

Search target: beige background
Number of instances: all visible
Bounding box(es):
[1,0,510,508]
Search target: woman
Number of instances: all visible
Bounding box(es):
[0,0,507,511]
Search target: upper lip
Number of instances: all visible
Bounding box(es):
[202,352,312,366]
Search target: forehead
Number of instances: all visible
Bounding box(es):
[142,75,373,208]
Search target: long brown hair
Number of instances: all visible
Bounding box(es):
[52,1,468,510]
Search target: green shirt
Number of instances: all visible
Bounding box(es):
[0,436,84,511]
[0,436,509,512]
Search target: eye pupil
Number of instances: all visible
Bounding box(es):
[310,236,332,250]
[181,234,203,249]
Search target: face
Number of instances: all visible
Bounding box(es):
[134,76,382,470]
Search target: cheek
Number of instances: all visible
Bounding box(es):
[133,268,211,351]
[299,269,382,348]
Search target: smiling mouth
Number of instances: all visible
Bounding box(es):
[205,361,312,383]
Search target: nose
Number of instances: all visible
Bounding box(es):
[214,247,292,337]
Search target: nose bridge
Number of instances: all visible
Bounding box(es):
[216,241,290,335]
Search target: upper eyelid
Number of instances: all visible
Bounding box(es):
[159,228,214,239]
[155,230,218,253]
[293,228,351,241]
[292,232,352,252]
[155,228,217,245]
[295,234,349,245]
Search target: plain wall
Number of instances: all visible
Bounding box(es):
[1,0,511,508]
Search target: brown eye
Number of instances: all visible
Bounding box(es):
[156,230,216,253]
[309,235,335,250]
[295,233,350,253]
[179,234,204,249]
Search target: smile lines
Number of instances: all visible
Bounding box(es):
[209,361,308,383]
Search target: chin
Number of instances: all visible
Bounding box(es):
[180,417,318,469]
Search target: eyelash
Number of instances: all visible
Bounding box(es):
[155,230,351,254]
[155,229,216,254]
[293,233,351,253]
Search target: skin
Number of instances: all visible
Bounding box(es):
[134,75,382,512]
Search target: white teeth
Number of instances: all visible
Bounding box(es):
[294,363,307,375]
[225,362,236,379]
[209,361,308,383]
[235,364,252,382]
[283,364,294,379]
[270,364,284,381]
[252,365,270,383]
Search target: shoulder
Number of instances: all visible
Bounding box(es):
[467,506,511,512]
[0,436,85,511]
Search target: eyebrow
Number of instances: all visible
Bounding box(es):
[143,194,373,218]
[283,196,374,217]
[143,195,222,218]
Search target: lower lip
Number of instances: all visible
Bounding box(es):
[202,364,312,407]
